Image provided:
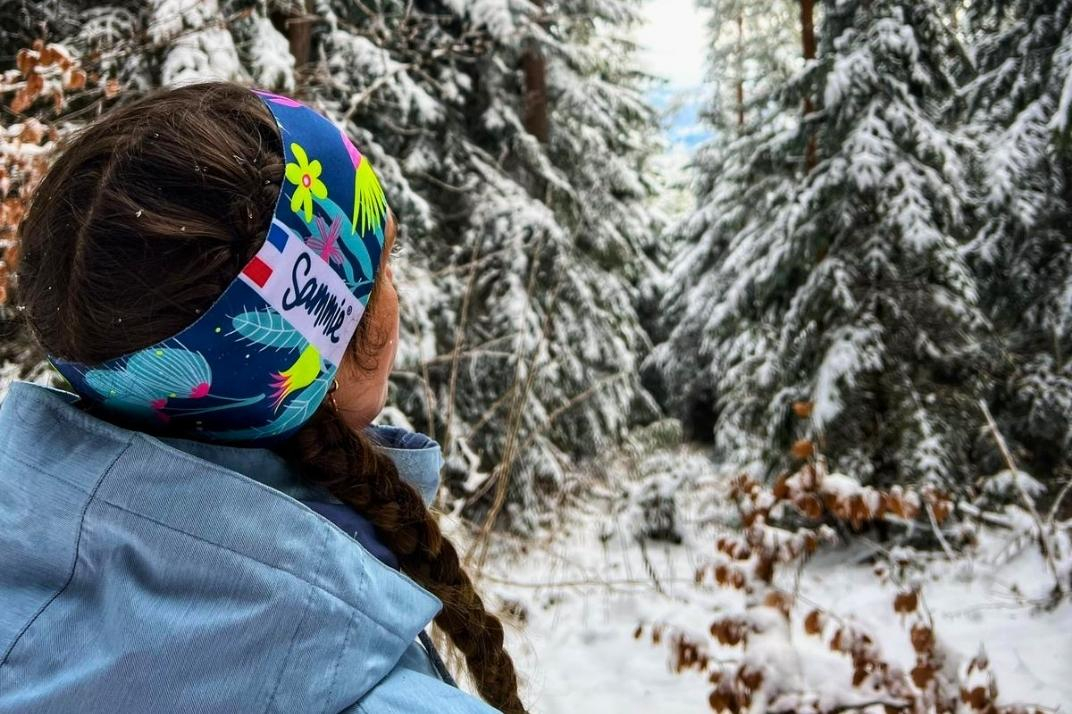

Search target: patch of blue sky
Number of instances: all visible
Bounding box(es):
[636,0,713,153]
[651,86,712,149]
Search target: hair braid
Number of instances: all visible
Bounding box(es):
[285,407,526,714]
[18,81,526,712]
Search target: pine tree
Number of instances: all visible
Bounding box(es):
[311,0,663,526]
[697,0,801,137]
[653,0,986,488]
[1,0,664,527]
[963,0,1072,479]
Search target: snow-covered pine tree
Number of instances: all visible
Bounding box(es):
[2,0,663,528]
[963,0,1072,480]
[643,0,806,422]
[653,0,987,488]
[696,0,801,137]
[645,0,814,447]
[314,0,663,526]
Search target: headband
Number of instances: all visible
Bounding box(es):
[49,89,390,444]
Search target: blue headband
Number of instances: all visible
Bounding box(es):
[49,89,390,444]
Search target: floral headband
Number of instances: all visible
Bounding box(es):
[50,89,390,444]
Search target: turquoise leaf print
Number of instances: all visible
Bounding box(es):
[125,347,212,398]
[206,373,331,441]
[230,309,308,351]
[85,368,155,402]
[84,369,160,417]
[86,346,212,402]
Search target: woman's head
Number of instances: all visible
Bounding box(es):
[17,82,524,712]
[19,82,400,436]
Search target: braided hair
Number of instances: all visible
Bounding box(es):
[17,82,526,713]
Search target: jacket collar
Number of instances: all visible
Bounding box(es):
[10,381,445,507]
[161,416,443,507]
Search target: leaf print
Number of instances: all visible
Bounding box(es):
[124,346,212,398]
[338,129,388,237]
[230,308,308,351]
[207,373,331,441]
[354,157,388,236]
[85,368,157,404]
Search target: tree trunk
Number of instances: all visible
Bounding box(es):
[286,14,314,70]
[800,0,817,171]
[736,12,745,132]
[521,1,549,143]
[271,1,314,72]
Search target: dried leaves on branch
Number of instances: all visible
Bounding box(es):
[637,443,1066,713]
[1,40,101,305]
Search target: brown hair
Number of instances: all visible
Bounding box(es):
[16,82,525,713]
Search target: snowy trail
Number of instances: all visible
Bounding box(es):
[478,508,714,713]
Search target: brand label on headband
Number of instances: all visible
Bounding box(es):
[239,220,364,366]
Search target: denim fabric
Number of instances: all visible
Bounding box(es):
[366,425,444,506]
[0,381,497,713]
[159,423,446,573]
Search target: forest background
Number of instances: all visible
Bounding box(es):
[1,0,1070,711]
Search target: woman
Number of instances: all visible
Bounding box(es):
[0,83,525,713]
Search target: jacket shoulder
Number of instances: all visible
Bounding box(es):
[345,664,500,714]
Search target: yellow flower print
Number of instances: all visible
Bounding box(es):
[284,142,328,222]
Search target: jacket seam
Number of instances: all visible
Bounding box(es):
[130,433,441,614]
[0,440,133,680]
[324,608,358,714]
[91,497,414,642]
[0,449,96,495]
[12,385,136,443]
[264,523,330,713]
[132,433,317,511]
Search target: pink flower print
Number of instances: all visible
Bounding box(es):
[306,216,344,265]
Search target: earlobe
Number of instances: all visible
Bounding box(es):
[327,377,340,412]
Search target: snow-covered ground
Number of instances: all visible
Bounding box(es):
[467,456,1072,712]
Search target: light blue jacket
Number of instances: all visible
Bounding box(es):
[0,381,498,713]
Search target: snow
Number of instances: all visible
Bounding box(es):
[464,457,1072,712]
[152,0,247,86]
[463,0,517,41]
[246,15,295,91]
[811,324,883,429]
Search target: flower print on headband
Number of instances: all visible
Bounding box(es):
[285,142,328,223]
[306,215,344,266]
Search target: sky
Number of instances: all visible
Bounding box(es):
[635,0,712,152]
